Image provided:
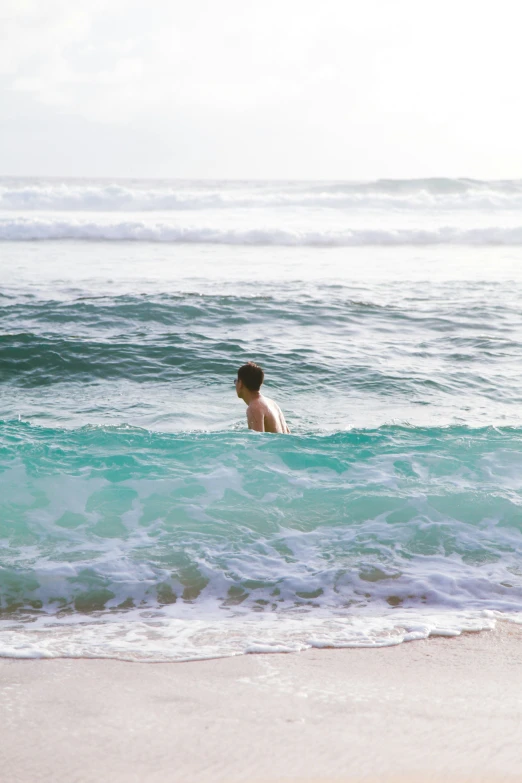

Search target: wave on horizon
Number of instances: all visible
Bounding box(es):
[3,217,522,245]
[2,177,522,212]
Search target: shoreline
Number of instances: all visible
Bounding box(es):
[1,622,521,782]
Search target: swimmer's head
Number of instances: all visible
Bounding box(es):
[235,362,264,398]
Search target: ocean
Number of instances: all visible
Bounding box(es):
[1,176,522,660]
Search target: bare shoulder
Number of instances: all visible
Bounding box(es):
[263,396,285,415]
[245,395,290,434]
[246,398,265,432]
[247,397,266,413]
[261,395,290,434]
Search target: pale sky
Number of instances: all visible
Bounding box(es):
[1,0,522,179]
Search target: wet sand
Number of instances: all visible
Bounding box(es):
[1,622,521,782]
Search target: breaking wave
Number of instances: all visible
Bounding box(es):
[2,420,522,618]
[2,178,522,212]
[3,218,522,245]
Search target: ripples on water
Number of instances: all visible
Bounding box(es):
[1,276,521,429]
[1,178,522,659]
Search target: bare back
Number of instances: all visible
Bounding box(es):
[246,395,290,433]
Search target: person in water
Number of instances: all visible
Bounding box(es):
[235,362,290,433]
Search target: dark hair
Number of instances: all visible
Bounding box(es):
[237,362,264,392]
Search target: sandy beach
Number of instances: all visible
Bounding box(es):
[4,3,522,781]
[1,621,521,783]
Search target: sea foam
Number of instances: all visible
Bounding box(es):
[2,217,522,244]
[2,178,522,212]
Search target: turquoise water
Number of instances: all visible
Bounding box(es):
[2,422,522,616]
[1,178,522,659]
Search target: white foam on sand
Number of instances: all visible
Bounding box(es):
[0,608,509,662]
[1,622,522,782]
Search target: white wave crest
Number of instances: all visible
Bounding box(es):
[2,179,522,212]
[3,217,522,245]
